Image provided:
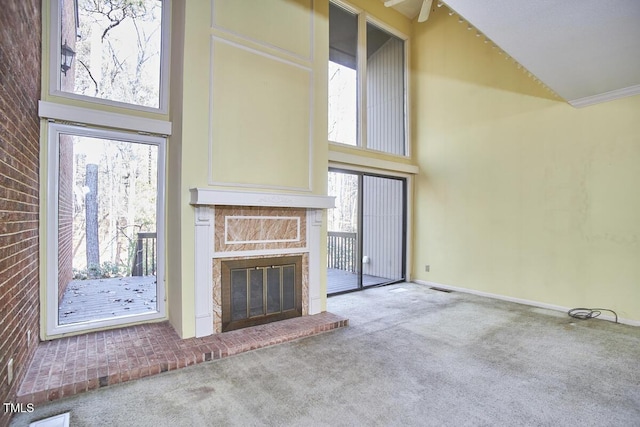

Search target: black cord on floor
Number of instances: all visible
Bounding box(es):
[568,307,618,323]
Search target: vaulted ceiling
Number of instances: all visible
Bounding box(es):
[382,0,640,107]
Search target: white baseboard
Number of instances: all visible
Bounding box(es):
[412,279,640,327]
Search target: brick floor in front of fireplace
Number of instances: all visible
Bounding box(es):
[16,312,348,406]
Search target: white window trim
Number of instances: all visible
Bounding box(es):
[328,150,419,175]
[328,0,411,158]
[39,101,172,136]
[48,0,171,115]
[45,123,167,337]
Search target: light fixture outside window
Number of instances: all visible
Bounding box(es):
[60,40,75,76]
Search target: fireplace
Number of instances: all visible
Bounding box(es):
[190,188,334,337]
[221,256,302,331]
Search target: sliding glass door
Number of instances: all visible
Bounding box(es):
[361,175,405,286]
[327,169,406,294]
[327,171,360,293]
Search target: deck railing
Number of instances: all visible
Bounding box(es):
[327,231,357,273]
[131,232,157,276]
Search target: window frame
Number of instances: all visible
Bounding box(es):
[328,0,410,158]
[45,122,167,337]
[48,0,171,115]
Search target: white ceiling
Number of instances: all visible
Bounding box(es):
[382,0,640,107]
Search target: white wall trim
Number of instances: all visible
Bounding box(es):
[569,84,640,108]
[210,0,314,64]
[413,280,640,327]
[329,150,419,175]
[39,101,172,136]
[190,188,335,209]
[208,36,314,191]
[194,206,215,338]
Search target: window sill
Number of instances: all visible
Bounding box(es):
[39,101,172,136]
[328,147,419,175]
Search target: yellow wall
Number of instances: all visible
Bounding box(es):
[170,0,414,335]
[170,0,332,336]
[412,6,640,322]
[167,0,187,337]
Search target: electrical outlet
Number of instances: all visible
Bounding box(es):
[425,265,430,272]
[7,358,14,385]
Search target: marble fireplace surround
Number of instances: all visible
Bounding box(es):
[190,188,335,338]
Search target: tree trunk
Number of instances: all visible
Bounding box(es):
[85,163,100,276]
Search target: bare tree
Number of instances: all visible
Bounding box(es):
[73,0,161,107]
[85,163,100,275]
[65,0,161,277]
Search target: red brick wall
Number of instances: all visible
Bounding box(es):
[58,0,78,304]
[60,0,77,89]
[0,1,41,425]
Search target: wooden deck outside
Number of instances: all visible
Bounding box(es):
[327,268,393,294]
[59,270,394,323]
[58,276,158,325]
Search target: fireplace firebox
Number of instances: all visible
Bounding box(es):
[221,256,303,332]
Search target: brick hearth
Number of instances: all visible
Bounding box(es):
[17,312,347,405]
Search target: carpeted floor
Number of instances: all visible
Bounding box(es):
[12,282,640,426]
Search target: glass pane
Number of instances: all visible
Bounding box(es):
[282,265,295,311]
[249,269,264,317]
[362,175,405,286]
[366,23,406,156]
[231,270,248,321]
[266,267,281,314]
[327,171,359,294]
[59,0,163,108]
[57,134,159,325]
[328,3,357,145]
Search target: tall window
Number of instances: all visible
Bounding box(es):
[328,4,358,145]
[47,124,166,336]
[42,0,170,336]
[53,0,168,112]
[328,2,408,156]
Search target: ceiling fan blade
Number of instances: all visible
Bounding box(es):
[384,0,407,7]
[418,0,433,22]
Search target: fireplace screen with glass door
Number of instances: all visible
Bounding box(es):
[221,256,302,332]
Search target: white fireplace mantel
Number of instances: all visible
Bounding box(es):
[190,188,334,337]
[190,188,335,209]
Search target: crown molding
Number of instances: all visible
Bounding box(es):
[569,84,640,108]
